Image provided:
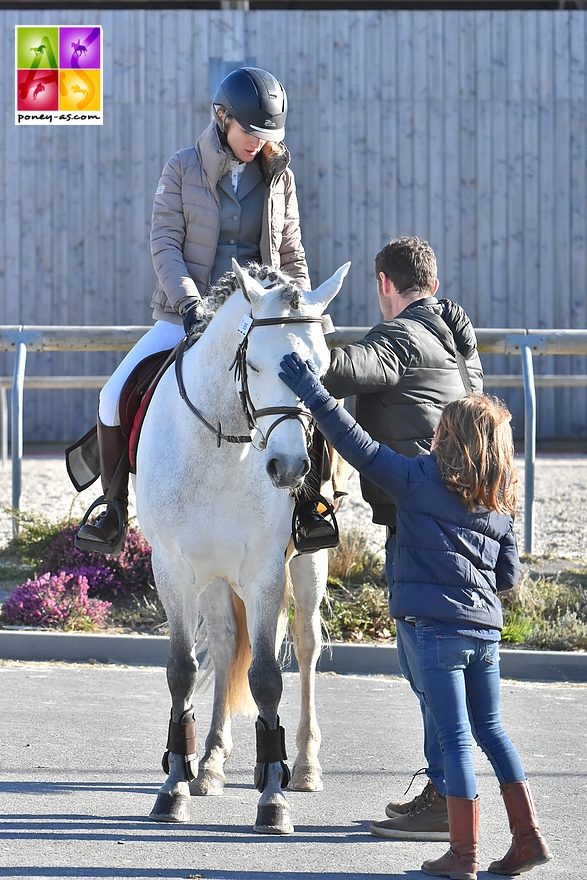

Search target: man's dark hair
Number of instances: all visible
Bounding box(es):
[375,236,437,296]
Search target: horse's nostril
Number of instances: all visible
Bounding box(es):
[266,458,279,481]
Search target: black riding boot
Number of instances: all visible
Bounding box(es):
[75,418,129,555]
[292,431,339,553]
[293,497,339,553]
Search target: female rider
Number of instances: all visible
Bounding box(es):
[76,67,335,554]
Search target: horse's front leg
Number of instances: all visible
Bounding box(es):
[246,569,293,835]
[149,554,199,824]
[288,549,327,791]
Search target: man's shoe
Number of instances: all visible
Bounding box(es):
[370,782,449,841]
[386,776,436,818]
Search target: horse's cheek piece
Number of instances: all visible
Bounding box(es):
[161,707,198,783]
[253,715,291,792]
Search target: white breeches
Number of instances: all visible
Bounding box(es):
[99,320,185,426]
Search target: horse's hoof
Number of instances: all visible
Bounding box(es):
[190,769,225,797]
[253,803,294,835]
[149,791,191,823]
[290,763,324,792]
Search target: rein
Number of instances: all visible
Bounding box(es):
[175,314,324,449]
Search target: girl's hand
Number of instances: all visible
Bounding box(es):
[279,352,332,411]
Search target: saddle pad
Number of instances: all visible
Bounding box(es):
[119,349,174,473]
[64,348,176,490]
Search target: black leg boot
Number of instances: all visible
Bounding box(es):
[75,418,129,555]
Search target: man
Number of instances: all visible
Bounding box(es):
[323,237,483,841]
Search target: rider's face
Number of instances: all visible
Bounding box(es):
[225,119,266,163]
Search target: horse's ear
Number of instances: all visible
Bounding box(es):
[305,262,351,312]
[231,259,264,306]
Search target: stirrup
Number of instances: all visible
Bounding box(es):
[292,494,339,554]
[75,495,127,555]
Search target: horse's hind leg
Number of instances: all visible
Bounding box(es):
[149,555,199,824]
[191,579,253,796]
[288,549,328,792]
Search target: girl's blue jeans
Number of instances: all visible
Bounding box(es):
[386,534,446,795]
[416,620,526,799]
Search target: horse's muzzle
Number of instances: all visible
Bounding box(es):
[266,455,310,489]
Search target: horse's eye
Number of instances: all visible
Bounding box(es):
[247,361,260,374]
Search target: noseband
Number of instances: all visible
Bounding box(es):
[175,315,325,449]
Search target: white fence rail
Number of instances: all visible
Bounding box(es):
[1,325,587,554]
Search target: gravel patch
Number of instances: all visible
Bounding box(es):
[1,452,586,559]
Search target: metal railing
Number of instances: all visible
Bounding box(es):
[1,325,587,553]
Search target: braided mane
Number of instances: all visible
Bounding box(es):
[199,263,303,326]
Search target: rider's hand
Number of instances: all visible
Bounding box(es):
[279,352,332,412]
[181,300,206,338]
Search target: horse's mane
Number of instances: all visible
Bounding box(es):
[191,264,303,340]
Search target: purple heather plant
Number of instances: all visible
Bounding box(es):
[112,526,154,592]
[70,563,119,596]
[38,523,88,570]
[39,523,154,599]
[2,571,111,630]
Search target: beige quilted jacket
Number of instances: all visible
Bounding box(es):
[150,122,310,324]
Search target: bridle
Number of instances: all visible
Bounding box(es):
[175,314,325,449]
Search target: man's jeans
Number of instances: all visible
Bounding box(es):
[416,621,526,798]
[386,533,446,796]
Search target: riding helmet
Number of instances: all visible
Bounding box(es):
[213,67,287,143]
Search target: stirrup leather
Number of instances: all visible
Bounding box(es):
[292,493,340,553]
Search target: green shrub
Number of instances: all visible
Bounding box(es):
[321,529,392,642]
[327,529,385,584]
[525,612,587,651]
[501,613,535,645]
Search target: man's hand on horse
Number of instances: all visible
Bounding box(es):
[279,352,332,412]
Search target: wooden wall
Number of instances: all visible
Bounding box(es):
[1,9,585,443]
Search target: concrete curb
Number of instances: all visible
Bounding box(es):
[0,629,585,682]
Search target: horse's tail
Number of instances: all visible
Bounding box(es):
[226,591,256,718]
[276,566,293,668]
[227,574,292,719]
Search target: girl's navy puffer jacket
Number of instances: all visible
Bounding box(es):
[312,399,520,630]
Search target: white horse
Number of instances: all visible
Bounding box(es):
[135,259,350,834]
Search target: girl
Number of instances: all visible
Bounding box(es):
[279,351,552,880]
[76,67,335,554]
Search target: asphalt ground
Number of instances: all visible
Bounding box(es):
[0,663,584,880]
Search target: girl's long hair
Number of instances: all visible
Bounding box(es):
[434,394,518,515]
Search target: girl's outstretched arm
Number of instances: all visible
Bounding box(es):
[279,352,407,486]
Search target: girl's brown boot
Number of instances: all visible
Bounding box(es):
[488,781,552,875]
[421,795,480,880]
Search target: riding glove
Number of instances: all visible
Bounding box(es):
[279,352,333,412]
[181,300,207,338]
